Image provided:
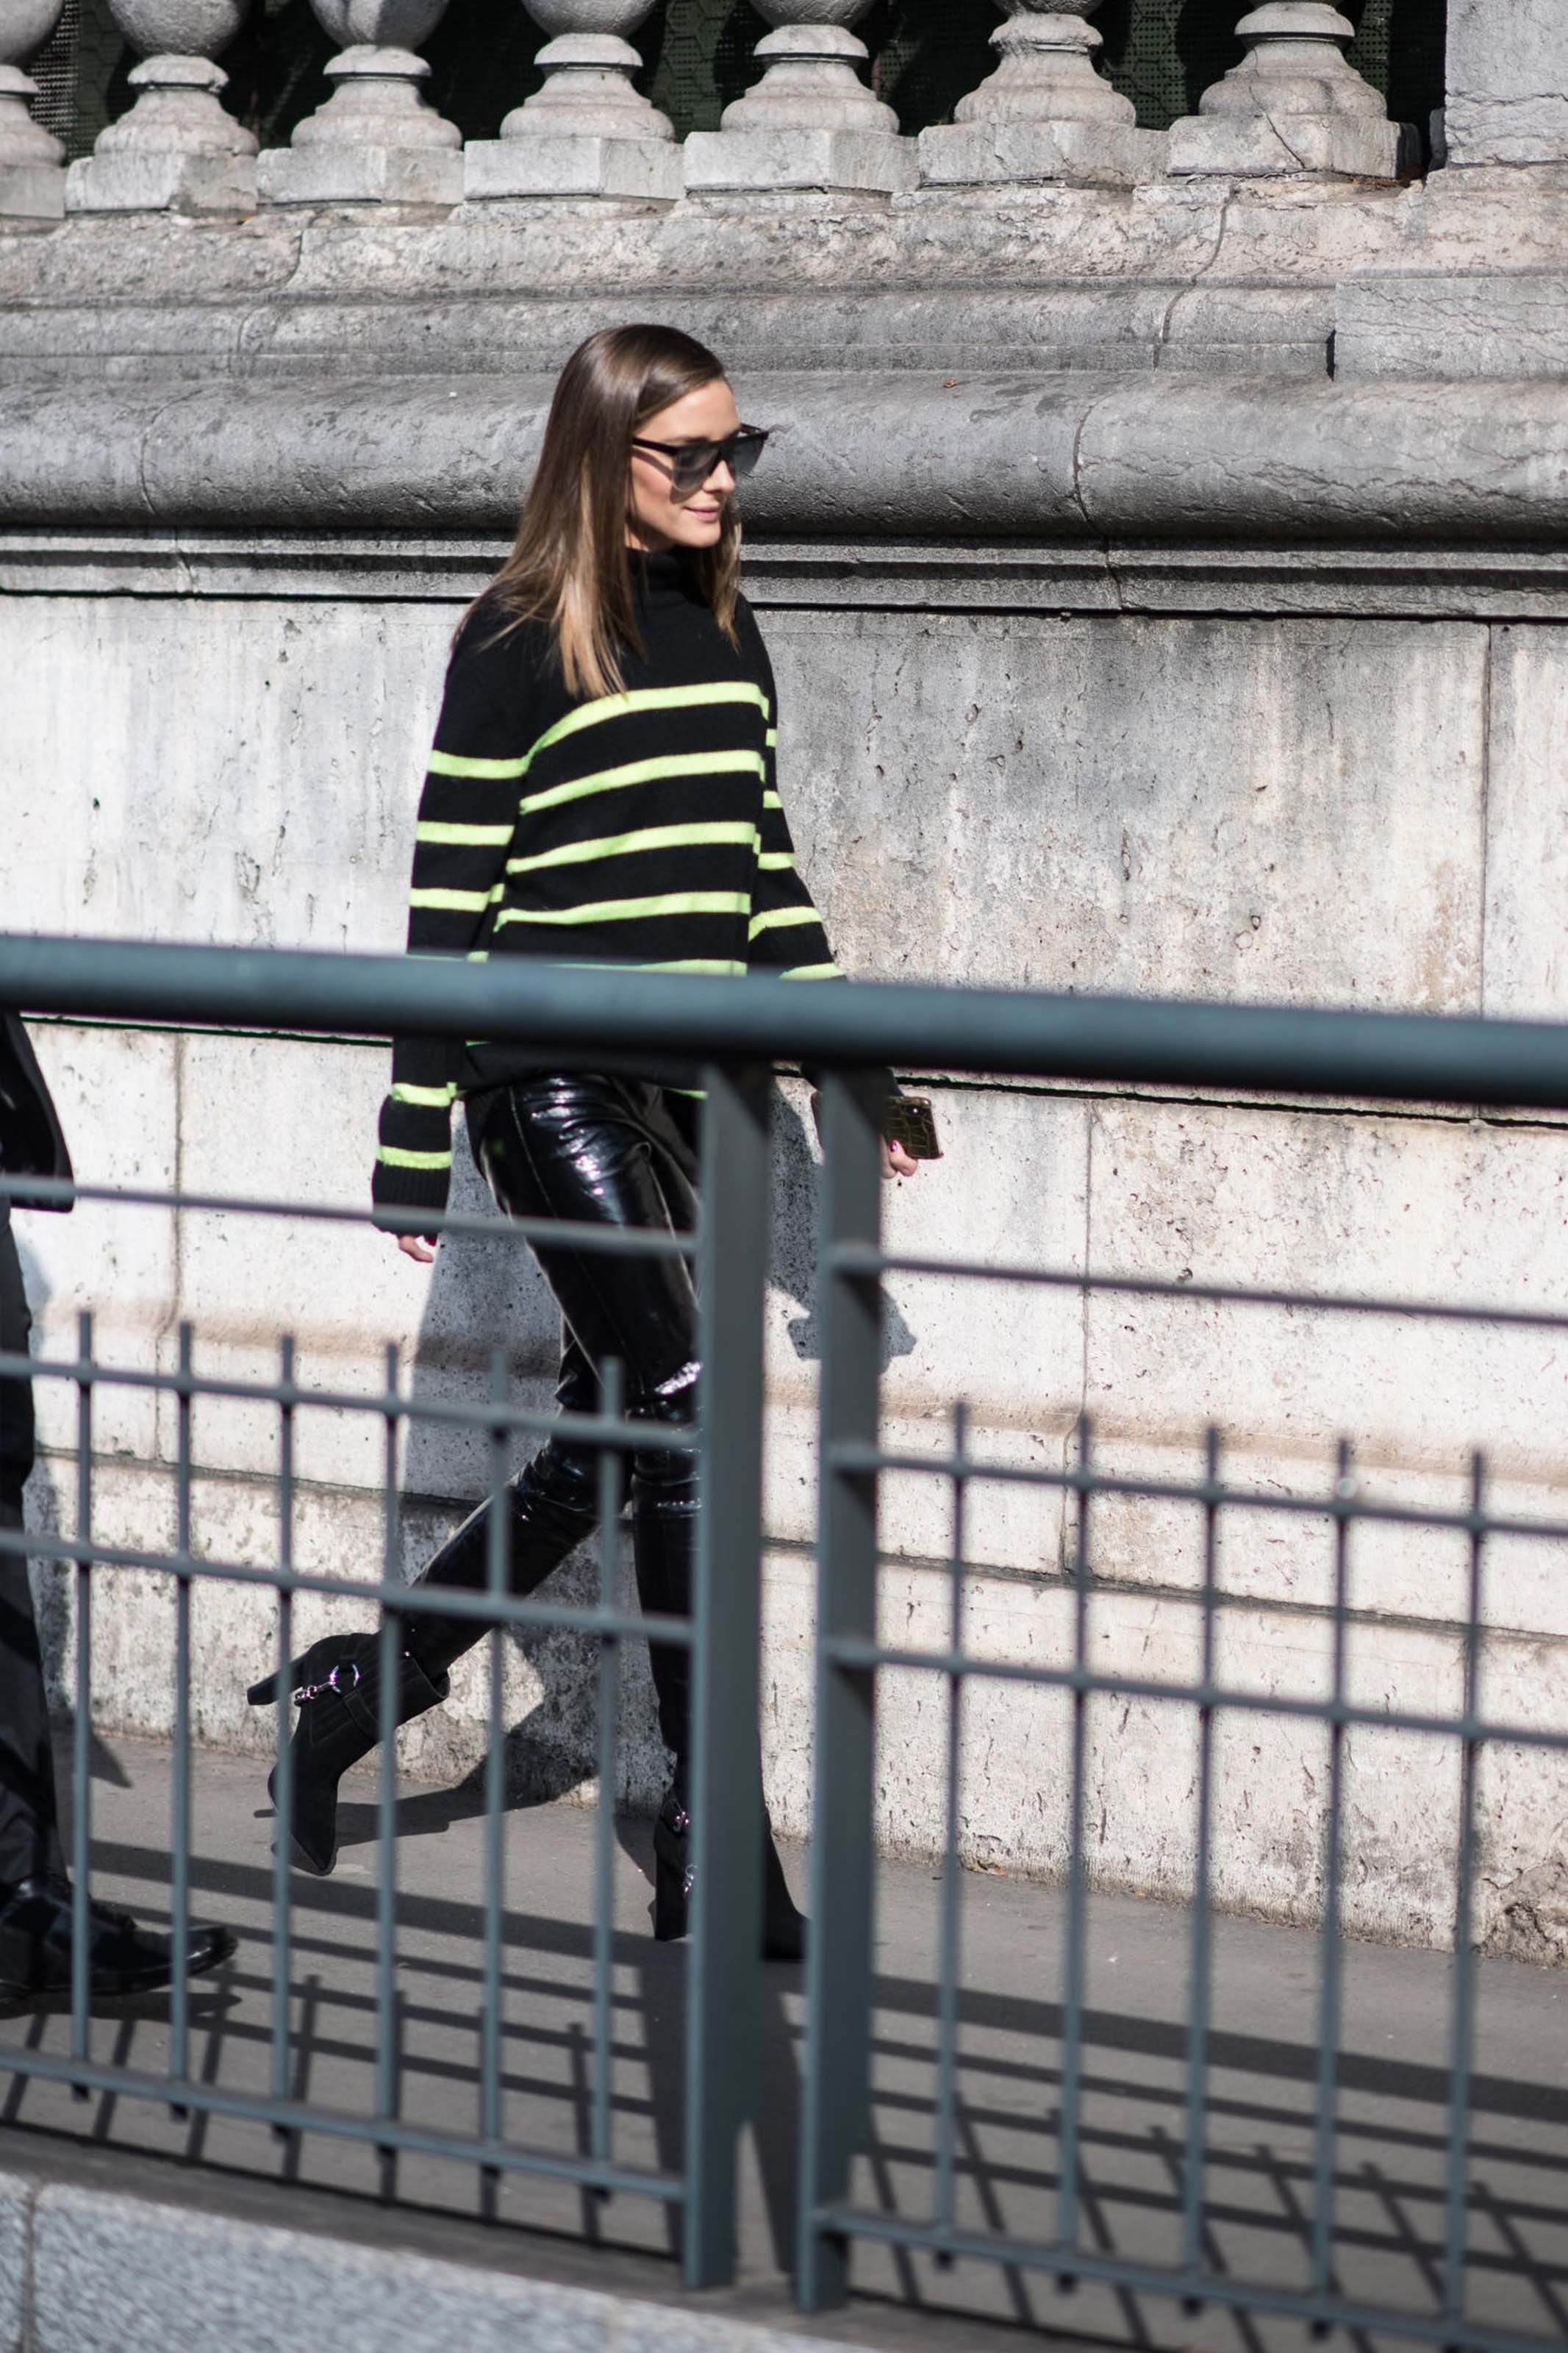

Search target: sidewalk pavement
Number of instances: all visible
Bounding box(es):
[0,1732,1562,2352]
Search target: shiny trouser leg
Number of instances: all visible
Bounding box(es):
[0,1210,65,1886]
[405,1076,700,1767]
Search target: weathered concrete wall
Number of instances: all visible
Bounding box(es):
[7,572,1568,1960]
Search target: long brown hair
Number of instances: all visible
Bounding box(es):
[477,324,742,701]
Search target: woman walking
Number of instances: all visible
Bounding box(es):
[249,325,916,1957]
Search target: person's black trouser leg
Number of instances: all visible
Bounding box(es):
[0,1208,65,1886]
[406,1075,701,1772]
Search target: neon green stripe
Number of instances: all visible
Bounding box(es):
[409,885,501,913]
[528,682,767,764]
[762,790,783,810]
[556,957,747,976]
[640,957,747,974]
[390,1082,457,1108]
[416,821,514,846]
[781,963,843,979]
[507,821,759,878]
[496,891,750,931]
[377,1145,452,1170]
[518,749,764,822]
[427,751,531,779]
[765,729,778,748]
[749,906,819,939]
[757,851,795,871]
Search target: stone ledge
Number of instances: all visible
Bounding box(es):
[10,530,1568,624]
[0,2165,867,2353]
[3,369,1568,548]
[1335,267,1568,382]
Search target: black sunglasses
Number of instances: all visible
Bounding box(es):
[629,425,770,500]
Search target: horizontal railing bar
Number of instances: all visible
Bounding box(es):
[0,1169,695,1262]
[812,2206,1556,2353]
[823,1638,1568,1751]
[845,1444,1567,1540]
[10,932,1568,1110]
[0,1349,694,1452]
[837,1243,1568,1338]
[0,2046,682,2202]
[0,1521,692,1642]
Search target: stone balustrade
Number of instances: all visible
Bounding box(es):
[0,1,1511,226]
[0,0,1561,296]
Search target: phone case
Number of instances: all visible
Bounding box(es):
[882,1095,942,1161]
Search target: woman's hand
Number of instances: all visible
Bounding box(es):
[882,1140,919,1180]
[397,1233,437,1263]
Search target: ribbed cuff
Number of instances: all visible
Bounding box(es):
[370,1159,452,1234]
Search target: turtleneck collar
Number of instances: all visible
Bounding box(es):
[630,546,698,608]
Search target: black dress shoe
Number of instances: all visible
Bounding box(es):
[0,1877,235,1999]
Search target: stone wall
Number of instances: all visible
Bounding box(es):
[5,0,1568,1957]
[7,552,1568,1960]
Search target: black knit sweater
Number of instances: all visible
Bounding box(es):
[372,555,840,1219]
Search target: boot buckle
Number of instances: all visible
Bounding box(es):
[295,1661,362,1706]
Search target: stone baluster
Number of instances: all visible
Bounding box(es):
[464,1,679,206]
[1167,3,1403,181]
[919,1,1163,191]
[259,0,461,206]
[682,0,914,201]
[0,0,67,224]
[66,0,257,215]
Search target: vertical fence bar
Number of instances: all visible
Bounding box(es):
[1056,1414,1093,2271]
[684,1062,771,2290]
[69,1310,93,2077]
[1442,1452,1486,2327]
[932,1401,969,2246]
[480,1345,509,2203]
[375,1340,401,2177]
[271,1334,296,2115]
[1310,1438,1353,2296]
[170,1319,195,2103]
[1181,1427,1221,2288]
[593,1358,624,2173]
[798,1067,884,2313]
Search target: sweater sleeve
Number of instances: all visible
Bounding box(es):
[371,610,534,1228]
[739,610,844,985]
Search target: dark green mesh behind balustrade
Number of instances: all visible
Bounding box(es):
[35,1,1450,178]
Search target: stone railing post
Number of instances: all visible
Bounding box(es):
[919,1,1163,190]
[1167,3,1402,181]
[682,0,914,201]
[463,1,679,206]
[1445,0,1568,172]
[0,0,67,224]
[259,0,461,205]
[66,0,257,215]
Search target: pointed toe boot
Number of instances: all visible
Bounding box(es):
[249,1633,447,1876]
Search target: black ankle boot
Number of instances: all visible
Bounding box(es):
[652,1777,807,1963]
[247,1634,448,1876]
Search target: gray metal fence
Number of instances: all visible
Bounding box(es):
[1,931,1567,2347]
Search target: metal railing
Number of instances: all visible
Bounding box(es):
[1,932,1566,2348]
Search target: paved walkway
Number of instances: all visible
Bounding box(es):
[0,1733,1564,2352]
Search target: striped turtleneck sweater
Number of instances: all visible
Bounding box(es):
[372,553,841,1219]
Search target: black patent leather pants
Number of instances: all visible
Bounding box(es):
[404,1074,698,1765]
